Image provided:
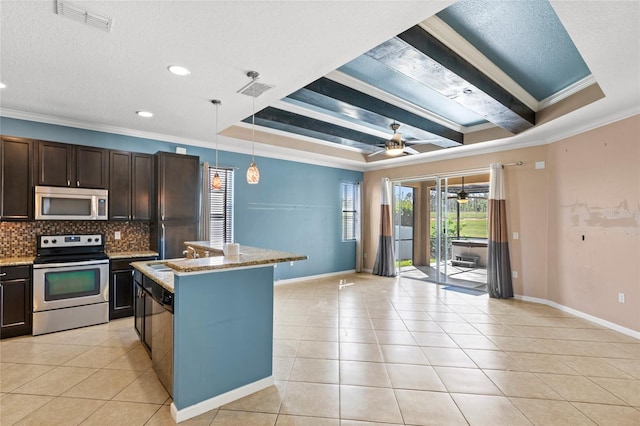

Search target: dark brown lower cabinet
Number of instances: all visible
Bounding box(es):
[0,266,32,339]
[133,270,152,354]
[110,257,156,320]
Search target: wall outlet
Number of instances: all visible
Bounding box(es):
[535,161,545,169]
[114,231,121,240]
[618,293,625,303]
[512,271,518,279]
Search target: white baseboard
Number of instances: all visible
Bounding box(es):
[171,376,274,423]
[514,294,640,340]
[274,269,356,286]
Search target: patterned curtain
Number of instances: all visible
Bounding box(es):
[373,178,396,277]
[487,163,513,298]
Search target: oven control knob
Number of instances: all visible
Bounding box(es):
[87,238,92,242]
[43,239,49,244]
[52,239,57,244]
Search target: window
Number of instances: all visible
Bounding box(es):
[207,167,234,244]
[341,182,358,241]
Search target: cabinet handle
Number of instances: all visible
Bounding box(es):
[67,180,71,187]
[77,180,80,187]
[161,224,165,258]
[0,273,6,277]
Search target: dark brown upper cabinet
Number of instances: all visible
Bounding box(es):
[36,141,108,189]
[109,151,153,221]
[1,136,34,220]
[155,152,200,222]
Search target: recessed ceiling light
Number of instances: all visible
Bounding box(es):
[168,65,191,76]
[0,82,6,89]
[136,111,153,118]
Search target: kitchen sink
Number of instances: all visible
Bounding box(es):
[149,263,173,272]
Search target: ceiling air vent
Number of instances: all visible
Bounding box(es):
[56,0,113,32]
[237,71,274,97]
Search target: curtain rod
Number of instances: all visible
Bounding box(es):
[391,161,522,184]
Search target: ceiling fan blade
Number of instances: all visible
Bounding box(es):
[367,149,385,158]
[404,146,420,155]
[405,139,439,144]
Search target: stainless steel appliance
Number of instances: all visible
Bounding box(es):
[35,186,108,220]
[151,282,173,395]
[32,234,109,335]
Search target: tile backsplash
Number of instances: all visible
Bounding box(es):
[0,221,151,257]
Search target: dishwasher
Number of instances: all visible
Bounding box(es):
[149,277,174,396]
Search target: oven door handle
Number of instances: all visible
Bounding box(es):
[32,259,110,269]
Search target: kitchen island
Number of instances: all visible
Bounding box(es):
[131,244,306,423]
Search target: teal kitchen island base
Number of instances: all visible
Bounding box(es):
[131,245,306,423]
[172,265,274,422]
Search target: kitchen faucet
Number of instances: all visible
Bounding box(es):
[183,246,199,259]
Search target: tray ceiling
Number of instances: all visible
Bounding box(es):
[0,1,638,170]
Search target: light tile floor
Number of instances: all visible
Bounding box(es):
[1,273,639,425]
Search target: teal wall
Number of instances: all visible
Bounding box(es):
[173,266,274,409]
[0,117,362,279]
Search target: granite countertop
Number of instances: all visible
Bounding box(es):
[0,256,36,267]
[175,242,307,273]
[131,260,176,292]
[107,250,159,260]
[131,244,307,293]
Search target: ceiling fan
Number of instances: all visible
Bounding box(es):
[368,122,438,158]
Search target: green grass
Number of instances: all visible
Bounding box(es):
[430,212,488,238]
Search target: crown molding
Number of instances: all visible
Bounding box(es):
[538,75,597,110]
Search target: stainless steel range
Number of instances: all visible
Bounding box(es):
[32,234,109,335]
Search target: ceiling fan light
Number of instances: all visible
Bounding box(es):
[385,123,405,156]
[457,190,469,204]
[386,146,405,156]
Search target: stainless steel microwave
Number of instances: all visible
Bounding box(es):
[35,186,108,220]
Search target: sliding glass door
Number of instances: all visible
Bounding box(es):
[396,173,489,291]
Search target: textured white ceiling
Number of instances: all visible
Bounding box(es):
[0,1,638,170]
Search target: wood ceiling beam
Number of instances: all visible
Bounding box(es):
[246,107,388,150]
[395,25,536,133]
[299,77,463,144]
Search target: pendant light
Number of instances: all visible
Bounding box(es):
[246,72,260,184]
[457,176,469,204]
[211,99,222,190]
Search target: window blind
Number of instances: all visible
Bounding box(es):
[208,167,234,244]
[341,182,357,241]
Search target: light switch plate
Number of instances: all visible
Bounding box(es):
[513,232,519,240]
[114,231,121,240]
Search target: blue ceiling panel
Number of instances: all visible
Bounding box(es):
[437,0,591,101]
[339,54,488,127]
